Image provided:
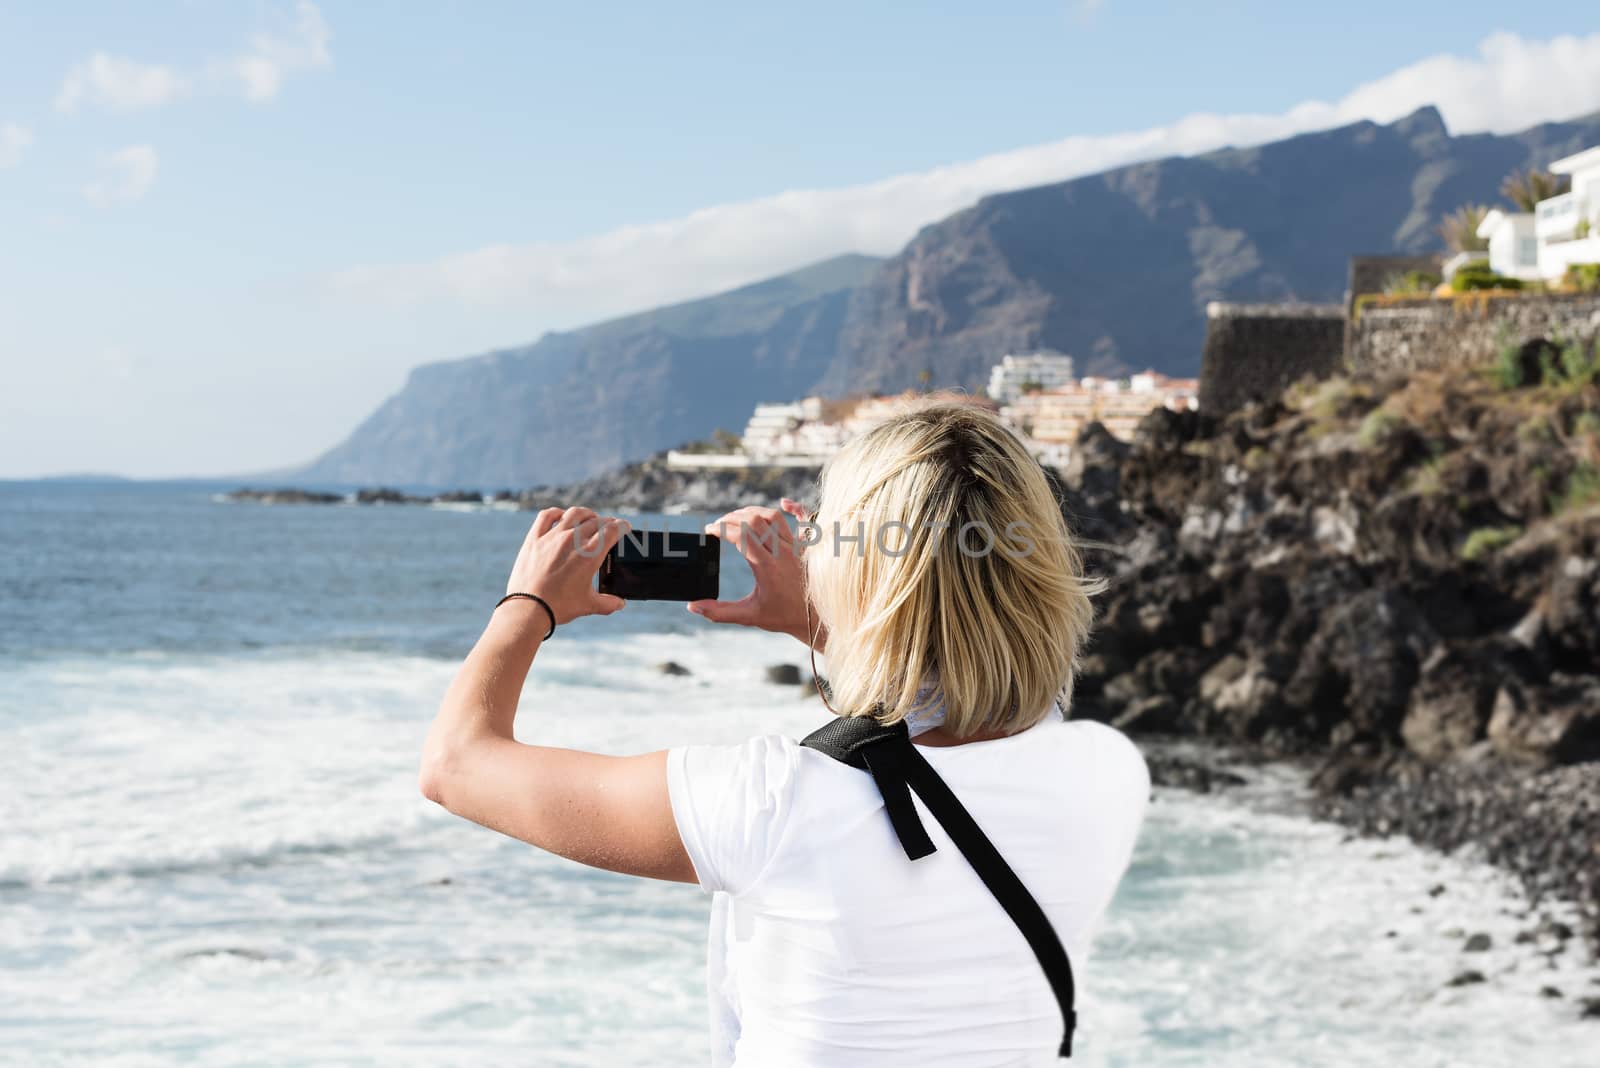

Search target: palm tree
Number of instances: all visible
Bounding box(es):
[1500,168,1570,212]
[1438,204,1490,254]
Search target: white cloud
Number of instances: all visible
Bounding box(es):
[83,145,160,207]
[0,122,32,168]
[329,31,1600,321]
[212,1,333,102]
[56,2,330,114]
[56,53,187,113]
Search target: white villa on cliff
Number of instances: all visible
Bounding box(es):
[1478,145,1600,281]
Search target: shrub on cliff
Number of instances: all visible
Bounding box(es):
[1451,264,1522,292]
[1564,263,1600,292]
[1356,408,1402,449]
[1553,465,1600,517]
[1557,336,1600,387]
[1460,525,1521,561]
[1385,269,1441,295]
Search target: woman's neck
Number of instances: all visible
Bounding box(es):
[912,724,1016,747]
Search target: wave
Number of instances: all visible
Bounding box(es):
[0,629,824,888]
[0,830,406,889]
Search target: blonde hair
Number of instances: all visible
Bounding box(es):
[806,401,1101,738]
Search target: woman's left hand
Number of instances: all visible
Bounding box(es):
[505,507,629,624]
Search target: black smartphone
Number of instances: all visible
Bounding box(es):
[598,530,720,601]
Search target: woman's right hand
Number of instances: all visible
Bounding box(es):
[688,498,821,648]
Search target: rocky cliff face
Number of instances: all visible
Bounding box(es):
[1060,354,1600,947]
[296,255,880,488]
[821,107,1600,391]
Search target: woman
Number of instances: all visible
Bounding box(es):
[420,402,1149,1065]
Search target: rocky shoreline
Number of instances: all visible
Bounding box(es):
[224,456,821,514]
[1056,358,1600,960]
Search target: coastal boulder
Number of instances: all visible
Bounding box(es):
[1486,676,1600,767]
[1063,422,1129,500]
[1400,645,1500,763]
[1112,694,1182,735]
[1284,588,1436,739]
[1209,658,1288,740]
[765,664,804,685]
[1544,552,1600,666]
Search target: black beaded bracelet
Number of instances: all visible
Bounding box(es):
[495,592,557,640]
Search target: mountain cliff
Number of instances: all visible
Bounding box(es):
[297,254,880,488]
[299,107,1600,486]
[819,106,1600,390]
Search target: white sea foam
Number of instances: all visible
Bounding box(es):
[1,629,1593,1066]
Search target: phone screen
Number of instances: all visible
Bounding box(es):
[598,530,720,601]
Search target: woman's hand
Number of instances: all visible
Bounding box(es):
[688,498,821,647]
[505,507,628,624]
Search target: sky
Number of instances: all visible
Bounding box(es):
[2,3,1599,479]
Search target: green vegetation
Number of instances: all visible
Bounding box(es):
[1409,456,1445,496]
[1576,411,1600,439]
[1018,379,1044,394]
[1451,264,1522,292]
[1577,219,1592,240]
[1460,525,1522,561]
[1558,336,1600,387]
[1351,293,1382,320]
[1494,341,1528,389]
[1564,263,1600,292]
[1516,412,1553,442]
[1384,270,1441,295]
[1300,376,1352,421]
[1495,335,1600,391]
[1552,464,1600,517]
[1357,408,1401,448]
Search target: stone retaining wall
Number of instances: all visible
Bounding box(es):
[1198,302,1346,414]
[1347,293,1600,375]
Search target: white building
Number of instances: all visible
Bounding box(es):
[1476,209,1540,281]
[1477,145,1600,282]
[1539,146,1600,278]
[986,352,1075,404]
[738,398,843,464]
[741,401,805,458]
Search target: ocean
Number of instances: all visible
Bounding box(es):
[0,481,1590,1067]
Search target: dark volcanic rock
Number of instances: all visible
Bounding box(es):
[1399,645,1502,763]
[765,664,804,686]
[355,487,426,505]
[1487,675,1600,768]
[226,487,342,505]
[1145,753,1247,793]
[1061,347,1600,952]
[1113,695,1182,735]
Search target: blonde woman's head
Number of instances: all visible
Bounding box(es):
[805,401,1100,738]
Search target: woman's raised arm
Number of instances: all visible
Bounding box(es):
[418,507,696,883]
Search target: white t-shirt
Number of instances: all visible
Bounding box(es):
[666,711,1150,1067]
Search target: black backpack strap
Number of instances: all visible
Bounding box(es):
[801,717,1078,1058]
